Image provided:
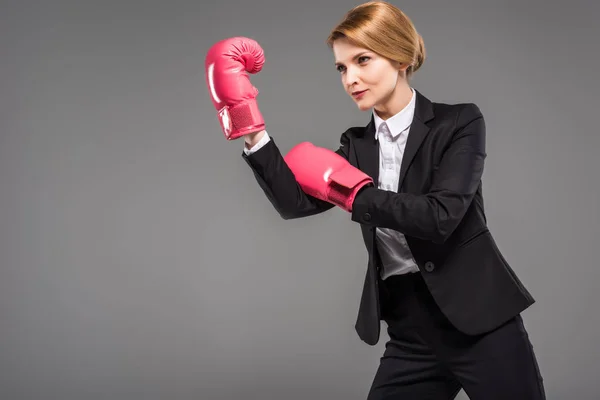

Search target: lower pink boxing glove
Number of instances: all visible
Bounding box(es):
[284,142,373,212]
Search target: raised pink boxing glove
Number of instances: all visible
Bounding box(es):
[284,142,373,212]
[205,37,266,140]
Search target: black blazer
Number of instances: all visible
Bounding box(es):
[242,89,535,346]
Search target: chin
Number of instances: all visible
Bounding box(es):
[355,100,374,111]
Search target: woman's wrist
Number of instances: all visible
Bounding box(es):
[244,130,266,149]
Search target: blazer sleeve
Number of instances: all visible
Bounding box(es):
[242,132,350,219]
[351,103,487,244]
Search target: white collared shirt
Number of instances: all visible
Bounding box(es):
[371,88,419,278]
[244,88,419,279]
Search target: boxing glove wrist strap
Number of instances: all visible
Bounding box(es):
[329,180,372,211]
[218,99,265,140]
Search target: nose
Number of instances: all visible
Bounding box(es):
[344,65,360,90]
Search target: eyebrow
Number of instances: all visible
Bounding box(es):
[334,51,370,67]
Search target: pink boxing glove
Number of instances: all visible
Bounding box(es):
[204,37,266,140]
[284,142,373,212]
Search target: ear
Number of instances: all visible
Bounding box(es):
[395,61,410,72]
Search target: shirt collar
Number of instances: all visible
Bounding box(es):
[373,87,416,141]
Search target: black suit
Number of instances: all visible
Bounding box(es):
[242,90,545,399]
[243,89,534,343]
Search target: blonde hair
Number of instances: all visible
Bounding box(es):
[326,1,425,79]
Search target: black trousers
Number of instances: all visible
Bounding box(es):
[368,272,546,400]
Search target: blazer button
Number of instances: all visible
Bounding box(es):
[363,213,371,221]
[424,261,435,272]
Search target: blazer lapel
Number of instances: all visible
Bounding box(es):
[397,90,435,191]
[354,90,435,191]
[355,117,379,185]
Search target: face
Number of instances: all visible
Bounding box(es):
[333,38,409,116]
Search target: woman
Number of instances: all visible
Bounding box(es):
[205,1,546,399]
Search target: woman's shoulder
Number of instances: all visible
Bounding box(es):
[340,97,484,143]
[431,100,483,123]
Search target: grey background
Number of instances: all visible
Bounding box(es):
[1,0,598,399]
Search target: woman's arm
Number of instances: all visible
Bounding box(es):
[242,130,350,219]
[351,103,486,243]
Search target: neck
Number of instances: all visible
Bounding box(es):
[374,83,413,120]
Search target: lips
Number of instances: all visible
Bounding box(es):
[352,89,368,100]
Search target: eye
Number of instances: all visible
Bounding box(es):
[336,56,371,73]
